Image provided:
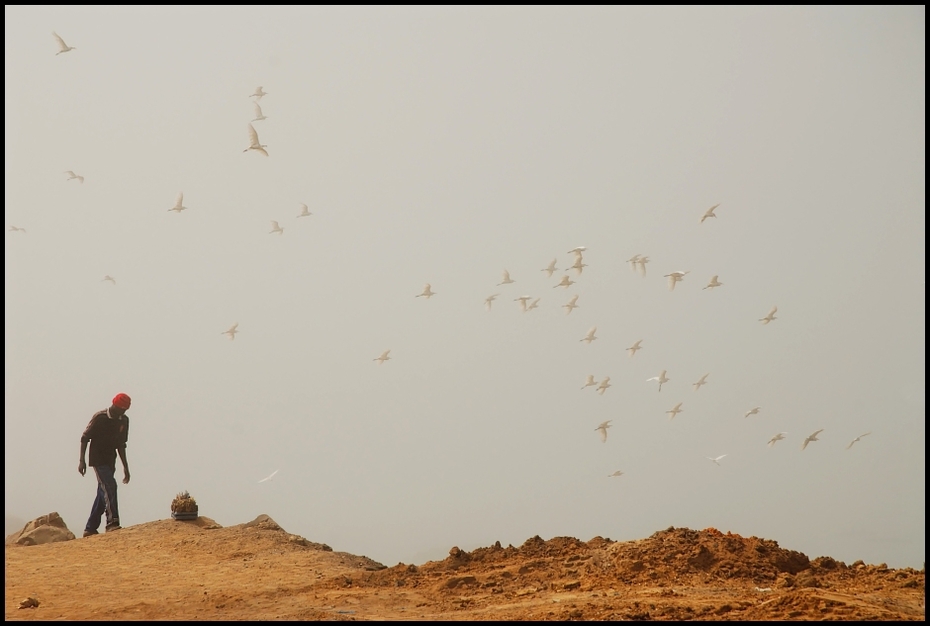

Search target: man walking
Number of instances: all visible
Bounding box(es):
[79,393,131,537]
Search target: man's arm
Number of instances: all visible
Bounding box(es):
[117,446,130,484]
[79,414,98,477]
[78,441,88,476]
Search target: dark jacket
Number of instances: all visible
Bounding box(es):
[81,409,130,468]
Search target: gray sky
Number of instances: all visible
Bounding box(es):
[5,6,925,568]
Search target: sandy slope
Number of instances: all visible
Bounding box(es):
[5,516,924,621]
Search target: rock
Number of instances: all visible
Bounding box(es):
[795,570,819,588]
[6,512,75,546]
[19,597,39,609]
[242,514,282,532]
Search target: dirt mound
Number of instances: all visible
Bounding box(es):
[5,520,924,620]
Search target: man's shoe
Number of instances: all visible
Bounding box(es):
[82,530,99,538]
[105,525,122,532]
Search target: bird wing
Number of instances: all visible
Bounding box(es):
[597,427,607,442]
[769,306,778,316]
[227,323,238,332]
[248,123,260,146]
[258,469,278,483]
[176,192,183,206]
[253,102,264,117]
[501,270,511,282]
[568,295,578,305]
[271,220,280,230]
[812,429,824,438]
[65,170,75,177]
[52,32,68,51]
[668,275,677,290]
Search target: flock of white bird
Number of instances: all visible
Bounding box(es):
[12,32,874,483]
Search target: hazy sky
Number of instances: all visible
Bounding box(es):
[5,6,925,568]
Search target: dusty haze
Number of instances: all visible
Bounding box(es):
[4,6,925,568]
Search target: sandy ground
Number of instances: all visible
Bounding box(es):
[5,516,925,621]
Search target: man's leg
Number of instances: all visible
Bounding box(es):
[93,465,121,531]
[84,473,106,535]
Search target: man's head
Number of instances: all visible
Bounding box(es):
[111,393,131,416]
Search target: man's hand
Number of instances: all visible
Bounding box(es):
[78,460,86,476]
[122,469,130,485]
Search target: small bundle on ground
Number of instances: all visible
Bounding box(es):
[170,491,199,520]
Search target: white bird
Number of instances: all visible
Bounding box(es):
[562,294,579,315]
[9,225,26,233]
[554,275,576,289]
[626,340,643,357]
[580,326,597,344]
[497,270,515,286]
[666,402,683,420]
[647,370,669,392]
[484,293,500,312]
[846,432,871,450]
[595,420,612,443]
[664,270,689,291]
[53,32,76,55]
[636,255,649,277]
[567,246,587,255]
[102,275,116,285]
[704,275,723,290]
[801,429,824,450]
[627,254,641,271]
[250,86,268,99]
[257,469,278,483]
[416,283,435,299]
[541,259,558,278]
[168,192,187,213]
[581,374,598,390]
[706,454,727,466]
[252,101,268,122]
[569,256,588,275]
[744,406,761,418]
[596,377,611,395]
[692,373,709,391]
[374,350,391,364]
[608,470,624,478]
[244,123,269,156]
[269,220,284,234]
[759,306,778,324]
[65,170,84,183]
[525,297,540,312]
[768,432,787,447]
[514,295,532,312]
[222,323,239,340]
[700,203,720,224]
[297,203,312,218]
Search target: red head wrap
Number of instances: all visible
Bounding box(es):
[112,393,132,410]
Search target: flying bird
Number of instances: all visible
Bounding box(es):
[563,294,580,315]
[608,471,624,478]
[484,293,500,312]
[666,402,683,420]
[222,323,239,340]
[257,469,278,483]
[636,255,649,277]
[626,340,643,357]
[252,101,268,122]
[744,406,761,418]
[514,295,532,312]
[250,86,268,99]
[102,275,116,285]
[567,246,587,255]
[297,203,312,218]
[53,32,76,55]
[759,306,778,324]
[596,377,611,395]
[595,420,612,443]
[580,326,598,344]
[706,454,727,466]
[647,370,669,392]
[664,270,689,291]
[554,275,576,289]
[374,350,391,364]
[244,123,269,156]
[768,432,787,447]
[568,256,588,275]
[65,170,84,183]
[541,259,558,278]
[269,220,284,234]
[525,297,540,312]
[692,373,709,391]
[581,375,598,390]
[700,203,720,224]
[497,270,515,286]
[801,429,824,451]
[846,432,871,450]
[416,284,435,299]
[168,192,187,213]
[627,254,641,271]
[704,275,723,290]
[9,225,26,233]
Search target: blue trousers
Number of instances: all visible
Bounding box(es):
[85,465,120,532]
